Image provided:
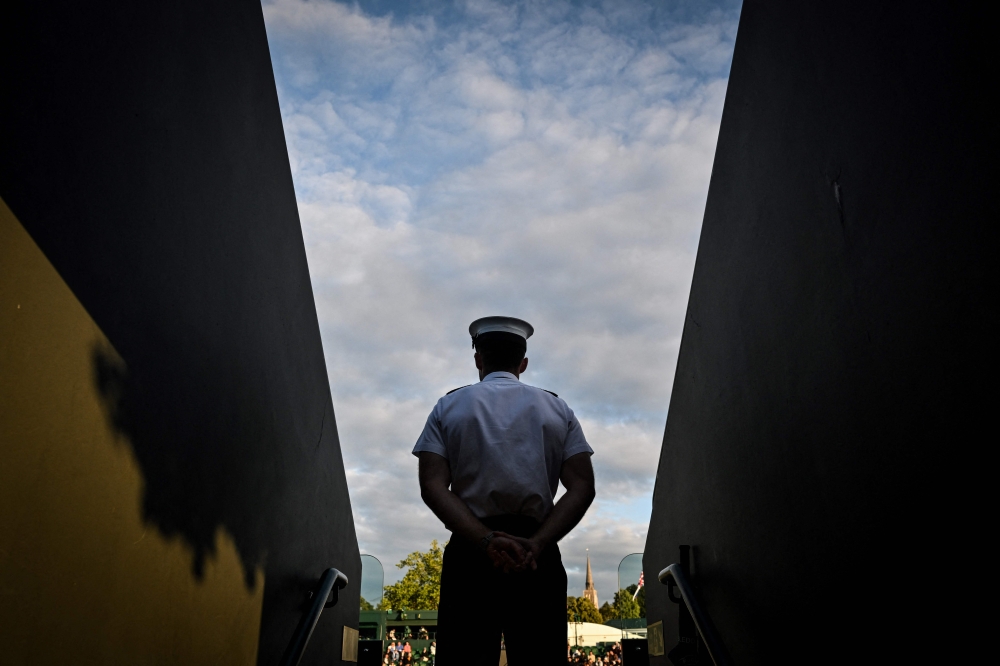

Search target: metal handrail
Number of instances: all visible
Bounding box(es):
[658,563,733,666]
[279,567,349,666]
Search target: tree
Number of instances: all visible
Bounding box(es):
[611,589,641,619]
[379,540,444,610]
[599,602,615,622]
[567,596,602,624]
[625,584,646,617]
[360,596,375,611]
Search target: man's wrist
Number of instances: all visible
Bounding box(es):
[479,531,495,551]
[529,534,550,551]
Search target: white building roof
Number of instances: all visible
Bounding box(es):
[567,622,645,647]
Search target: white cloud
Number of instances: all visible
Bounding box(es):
[262,0,740,597]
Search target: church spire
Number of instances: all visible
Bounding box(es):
[583,549,599,608]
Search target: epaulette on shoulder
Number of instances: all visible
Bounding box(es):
[540,388,558,398]
[446,385,471,395]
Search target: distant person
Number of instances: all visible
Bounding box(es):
[415,316,596,666]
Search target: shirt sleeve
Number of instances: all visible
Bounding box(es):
[412,400,448,458]
[562,406,594,460]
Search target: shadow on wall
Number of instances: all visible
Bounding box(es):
[85,318,357,665]
[92,342,272,588]
[89,333,349,604]
[1,199,267,664]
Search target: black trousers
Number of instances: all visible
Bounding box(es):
[436,515,567,666]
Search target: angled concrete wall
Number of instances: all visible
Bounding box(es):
[644,2,989,663]
[1,1,359,663]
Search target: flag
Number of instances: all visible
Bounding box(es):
[633,572,644,599]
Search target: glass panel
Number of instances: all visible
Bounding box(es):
[616,553,647,641]
[360,554,385,611]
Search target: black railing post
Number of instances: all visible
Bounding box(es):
[668,545,701,664]
[659,548,732,666]
[279,567,349,666]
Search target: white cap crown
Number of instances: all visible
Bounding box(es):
[469,316,534,347]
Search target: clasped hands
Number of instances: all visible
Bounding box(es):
[484,531,543,573]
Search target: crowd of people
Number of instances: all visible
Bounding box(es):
[379,635,624,664]
[383,640,435,665]
[387,627,434,641]
[569,642,623,666]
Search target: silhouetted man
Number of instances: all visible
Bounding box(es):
[414,316,596,666]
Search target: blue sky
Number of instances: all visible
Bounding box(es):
[261,0,741,600]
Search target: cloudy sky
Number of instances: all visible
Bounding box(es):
[261,0,741,601]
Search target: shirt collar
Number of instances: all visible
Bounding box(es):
[483,371,519,382]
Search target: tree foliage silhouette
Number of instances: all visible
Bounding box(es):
[612,589,641,619]
[600,588,642,621]
[625,583,646,617]
[567,596,602,623]
[380,540,444,610]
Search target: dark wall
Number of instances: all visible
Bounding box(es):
[1,1,359,663]
[644,2,991,663]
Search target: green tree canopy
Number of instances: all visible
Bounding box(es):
[360,596,374,611]
[379,540,444,610]
[567,596,602,624]
[613,589,641,619]
[625,584,646,617]
[599,602,615,622]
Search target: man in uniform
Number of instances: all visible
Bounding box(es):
[413,316,596,665]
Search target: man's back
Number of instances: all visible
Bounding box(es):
[414,371,590,521]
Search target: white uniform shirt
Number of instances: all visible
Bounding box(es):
[412,371,593,521]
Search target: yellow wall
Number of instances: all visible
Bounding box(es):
[0,197,264,664]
